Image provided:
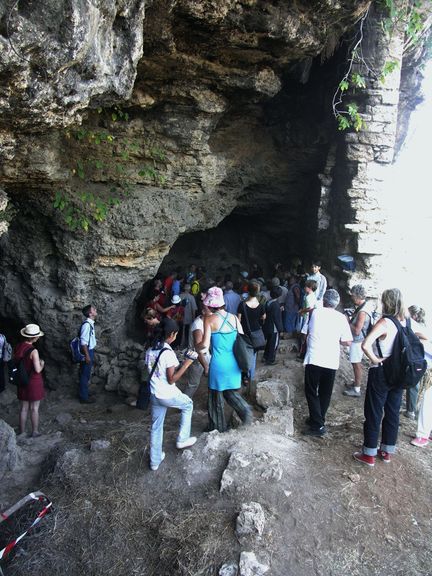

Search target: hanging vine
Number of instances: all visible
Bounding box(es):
[333,0,431,131]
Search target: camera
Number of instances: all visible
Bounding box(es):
[184,349,198,361]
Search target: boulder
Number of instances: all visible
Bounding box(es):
[255,379,290,409]
[239,552,269,576]
[90,440,111,451]
[220,451,283,495]
[262,407,294,436]
[236,502,266,538]
[0,419,19,478]
[219,563,239,576]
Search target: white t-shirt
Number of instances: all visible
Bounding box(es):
[145,344,181,399]
[189,316,211,363]
[305,307,352,370]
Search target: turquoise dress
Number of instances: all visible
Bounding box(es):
[208,312,241,391]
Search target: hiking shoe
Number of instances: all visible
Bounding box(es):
[303,426,326,437]
[353,451,375,467]
[410,437,429,448]
[404,411,416,420]
[343,388,361,397]
[377,449,391,463]
[150,452,165,471]
[176,436,197,449]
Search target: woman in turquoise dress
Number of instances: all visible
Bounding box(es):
[200,287,253,432]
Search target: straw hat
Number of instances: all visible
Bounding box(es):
[171,295,181,304]
[20,324,44,338]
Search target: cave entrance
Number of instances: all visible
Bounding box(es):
[158,188,321,281]
[130,193,322,340]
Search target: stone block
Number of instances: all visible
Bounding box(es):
[219,563,238,576]
[0,419,19,478]
[239,552,269,576]
[262,407,294,436]
[90,439,111,451]
[236,502,266,538]
[220,451,283,495]
[255,379,289,409]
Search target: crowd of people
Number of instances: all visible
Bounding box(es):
[1,259,431,474]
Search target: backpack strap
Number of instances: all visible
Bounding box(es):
[148,348,167,380]
[376,315,404,359]
[79,321,94,347]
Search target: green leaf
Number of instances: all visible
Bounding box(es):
[347,102,358,118]
[337,115,351,131]
[339,79,349,92]
[351,73,366,89]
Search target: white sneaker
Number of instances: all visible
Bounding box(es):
[176,436,197,449]
[150,451,165,471]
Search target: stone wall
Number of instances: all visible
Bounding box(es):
[317,2,422,297]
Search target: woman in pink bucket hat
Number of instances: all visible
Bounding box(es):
[199,287,252,431]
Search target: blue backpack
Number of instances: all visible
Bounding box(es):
[70,321,93,363]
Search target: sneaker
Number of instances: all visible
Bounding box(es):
[343,388,361,397]
[303,426,326,437]
[410,437,429,448]
[377,449,391,463]
[353,451,375,467]
[404,411,416,420]
[150,452,165,471]
[176,436,197,449]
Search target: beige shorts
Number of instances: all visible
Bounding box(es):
[349,341,364,363]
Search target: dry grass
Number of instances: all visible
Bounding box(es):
[4,425,236,576]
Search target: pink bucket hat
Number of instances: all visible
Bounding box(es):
[203,286,225,308]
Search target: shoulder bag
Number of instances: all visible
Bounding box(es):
[242,303,266,351]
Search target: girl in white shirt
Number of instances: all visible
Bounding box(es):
[146,318,198,471]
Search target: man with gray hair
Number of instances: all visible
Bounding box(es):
[343,284,376,398]
[303,289,352,437]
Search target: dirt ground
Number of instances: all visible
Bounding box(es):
[1,339,431,576]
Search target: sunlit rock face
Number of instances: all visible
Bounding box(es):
[0,0,429,385]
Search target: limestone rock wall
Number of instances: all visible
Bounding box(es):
[0,0,429,388]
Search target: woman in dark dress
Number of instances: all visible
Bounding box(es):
[15,323,45,437]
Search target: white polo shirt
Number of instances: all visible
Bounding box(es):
[304,307,352,370]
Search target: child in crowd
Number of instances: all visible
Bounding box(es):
[307,260,327,306]
[297,279,317,359]
[146,319,198,471]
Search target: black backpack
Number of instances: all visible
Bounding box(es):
[377,317,427,389]
[10,346,34,387]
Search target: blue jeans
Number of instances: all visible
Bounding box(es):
[249,352,257,380]
[79,349,94,400]
[363,366,403,455]
[150,392,193,468]
[406,383,419,414]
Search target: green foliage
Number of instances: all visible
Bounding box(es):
[334,1,430,132]
[380,58,399,83]
[380,0,428,49]
[54,107,167,232]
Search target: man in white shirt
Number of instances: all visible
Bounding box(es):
[79,304,97,404]
[303,289,352,436]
